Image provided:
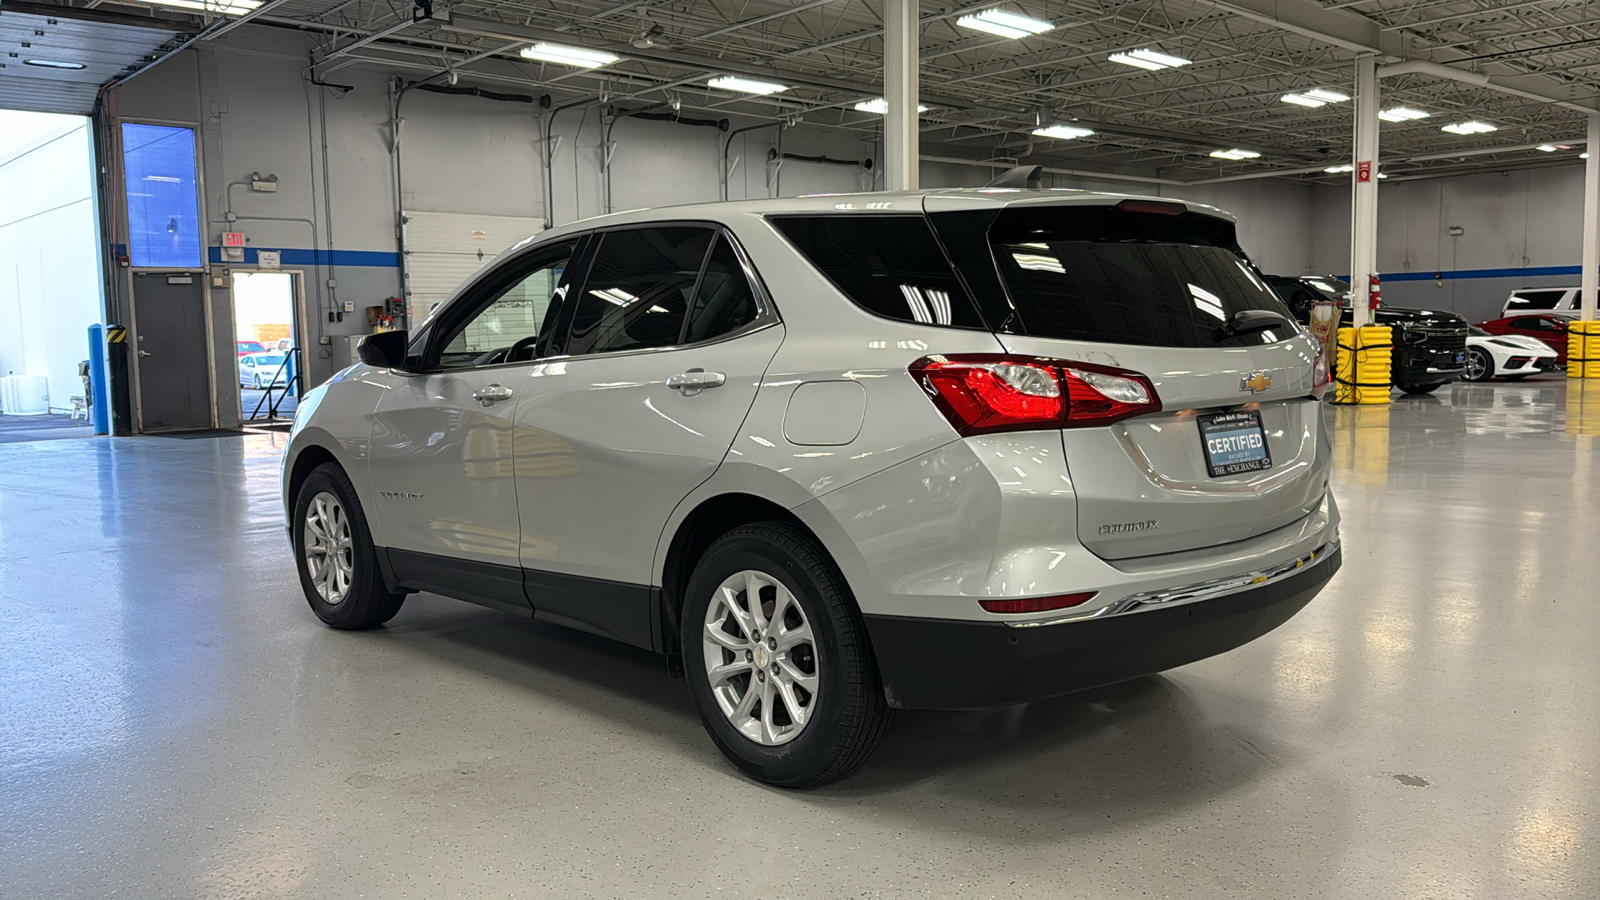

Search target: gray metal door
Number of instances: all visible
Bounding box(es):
[132,272,211,432]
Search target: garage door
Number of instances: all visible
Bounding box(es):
[402,211,545,321]
[0,6,186,115]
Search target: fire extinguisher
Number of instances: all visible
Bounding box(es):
[1369,273,1382,311]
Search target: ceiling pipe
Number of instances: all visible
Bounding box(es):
[105,0,301,88]
[1186,139,1591,185]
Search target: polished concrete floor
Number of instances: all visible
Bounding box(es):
[3,378,1599,899]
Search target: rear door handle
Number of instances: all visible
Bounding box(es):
[138,350,153,358]
[666,368,726,395]
[470,384,514,407]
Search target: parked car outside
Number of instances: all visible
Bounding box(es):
[240,352,289,389]
[282,190,1342,787]
[1266,275,1467,394]
[237,340,267,356]
[1462,327,1560,381]
[1477,315,1572,364]
[1500,287,1590,318]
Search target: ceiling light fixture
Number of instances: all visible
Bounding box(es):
[1441,121,1496,135]
[1304,88,1350,103]
[956,9,1054,39]
[1536,144,1559,152]
[519,42,619,68]
[708,75,787,95]
[133,0,260,13]
[1582,152,1590,160]
[1032,124,1094,140]
[854,97,928,115]
[1281,94,1326,108]
[1210,148,1261,161]
[1108,48,1191,71]
[23,58,86,69]
[1378,107,1430,122]
[1324,164,1355,174]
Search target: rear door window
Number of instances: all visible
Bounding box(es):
[767,215,986,328]
[968,206,1294,348]
[1507,290,1566,310]
[565,227,713,356]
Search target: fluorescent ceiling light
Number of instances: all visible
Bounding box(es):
[1441,121,1496,135]
[1378,107,1429,122]
[23,59,86,69]
[1109,48,1191,70]
[520,43,619,68]
[1582,152,1590,159]
[1210,148,1261,161]
[1537,144,1559,152]
[956,9,1054,39]
[1281,94,1326,108]
[1324,164,1355,174]
[1304,88,1350,103]
[1032,124,1094,140]
[134,0,260,13]
[708,75,787,95]
[854,97,928,115]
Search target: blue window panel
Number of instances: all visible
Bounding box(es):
[122,123,202,269]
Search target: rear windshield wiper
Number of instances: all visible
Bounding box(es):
[1214,309,1292,342]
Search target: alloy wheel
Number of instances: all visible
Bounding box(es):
[701,569,820,746]
[1466,349,1488,381]
[303,491,354,605]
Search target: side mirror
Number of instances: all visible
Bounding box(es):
[357,330,411,369]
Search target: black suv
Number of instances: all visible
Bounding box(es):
[1266,275,1468,395]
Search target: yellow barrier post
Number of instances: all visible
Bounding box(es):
[1567,320,1600,379]
[1334,325,1394,404]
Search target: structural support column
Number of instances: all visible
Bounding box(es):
[1350,55,1380,328]
[883,0,918,191]
[1583,113,1599,321]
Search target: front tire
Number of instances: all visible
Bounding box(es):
[1463,347,1492,382]
[681,522,892,788]
[292,462,406,629]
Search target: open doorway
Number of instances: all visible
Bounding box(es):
[0,110,105,442]
[231,271,301,426]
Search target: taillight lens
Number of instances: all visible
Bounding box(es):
[979,592,1097,614]
[909,355,1160,435]
[1311,349,1331,397]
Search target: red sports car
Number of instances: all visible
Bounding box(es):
[1475,315,1571,364]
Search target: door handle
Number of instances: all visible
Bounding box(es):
[470,384,514,407]
[666,368,726,395]
[138,350,153,358]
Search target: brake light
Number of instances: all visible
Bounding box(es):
[980,592,1097,614]
[1311,348,1331,397]
[909,355,1161,435]
[1114,199,1186,216]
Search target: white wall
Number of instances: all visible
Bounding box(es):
[0,118,103,414]
[1310,164,1588,322]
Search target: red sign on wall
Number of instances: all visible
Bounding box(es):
[222,232,246,247]
[1356,161,1373,183]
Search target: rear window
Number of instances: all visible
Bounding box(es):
[971,206,1295,348]
[1506,290,1566,310]
[767,215,986,328]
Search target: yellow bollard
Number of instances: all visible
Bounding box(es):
[1334,325,1394,404]
[1567,320,1600,378]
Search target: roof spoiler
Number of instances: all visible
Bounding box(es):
[985,165,1043,189]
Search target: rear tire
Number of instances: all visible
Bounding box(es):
[681,522,892,788]
[292,462,406,629]
[1463,347,1492,382]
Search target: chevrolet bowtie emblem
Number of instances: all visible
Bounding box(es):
[1241,372,1272,393]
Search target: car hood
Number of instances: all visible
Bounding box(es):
[1340,306,1467,327]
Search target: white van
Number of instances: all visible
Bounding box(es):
[1501,287,1585,317]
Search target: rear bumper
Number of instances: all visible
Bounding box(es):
[864,544,1341,710]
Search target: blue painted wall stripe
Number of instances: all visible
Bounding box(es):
[206,247,400,267]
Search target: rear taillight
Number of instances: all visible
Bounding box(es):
[909,355,1160,436]
[1312,349,1331,396]
[979,592,1097,614]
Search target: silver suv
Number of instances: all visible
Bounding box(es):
[283,189,1341,787]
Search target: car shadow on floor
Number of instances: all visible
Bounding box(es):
[344,593,1286,835]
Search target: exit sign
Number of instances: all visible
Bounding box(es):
[222,232,246,247]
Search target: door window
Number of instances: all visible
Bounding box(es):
[685,235,761,343]
[435,245,576,370]
[566,227,714,356]
[1506,290,1566,310]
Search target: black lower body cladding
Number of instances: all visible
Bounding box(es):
[863,545,1341,710]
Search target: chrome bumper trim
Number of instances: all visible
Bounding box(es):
[1006,538,1341,629]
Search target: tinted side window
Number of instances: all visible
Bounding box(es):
[685,235,761,343]
[567,227,713,356]
[768,215,986,328]
[1507,290,1565,310]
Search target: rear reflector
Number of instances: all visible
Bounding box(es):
[980,592,1097,614]
[910,354,1161,436]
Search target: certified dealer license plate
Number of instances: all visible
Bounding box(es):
[1199,410,1273,477]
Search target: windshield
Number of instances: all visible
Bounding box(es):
[1469,326,1490,337]
[254,355,285,366]
[982,207,1295,349]
[1304,278,1349,301]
